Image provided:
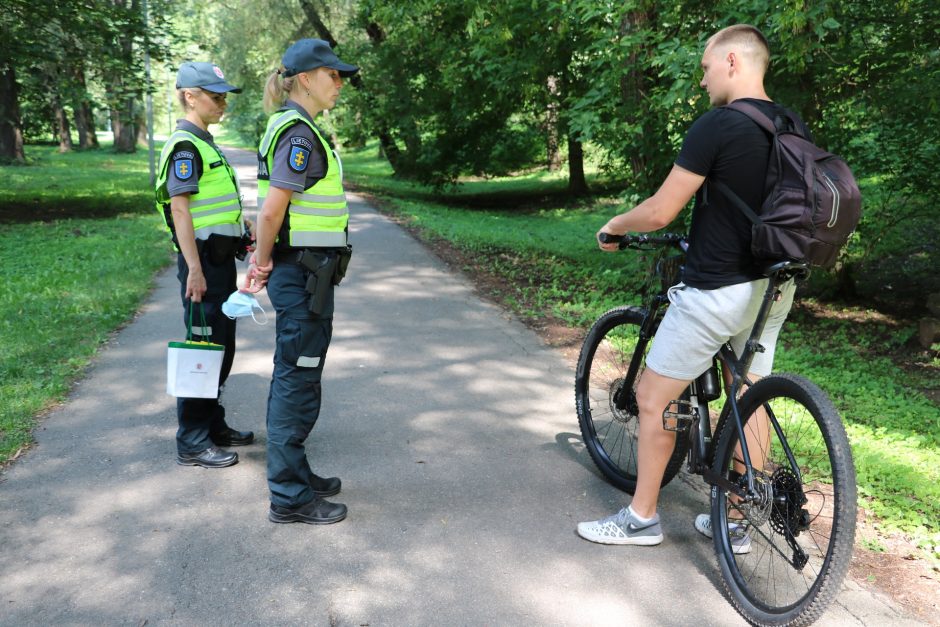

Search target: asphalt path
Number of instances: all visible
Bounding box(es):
[0,147,923,626]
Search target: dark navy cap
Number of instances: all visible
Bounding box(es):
[282,39,359,78]
[176,62,242,93]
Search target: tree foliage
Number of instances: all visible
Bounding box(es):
[0,0,171,160]
[3,0,937,299]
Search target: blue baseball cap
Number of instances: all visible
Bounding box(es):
[282,39,359,78]
[176,62,242,93]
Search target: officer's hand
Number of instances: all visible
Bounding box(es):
[248,252,274,274]
[186,268,208,302]
[243,265,268,293]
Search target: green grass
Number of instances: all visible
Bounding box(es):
[0,143,171,465]
[0,142,158,220]
[343,143,940,558]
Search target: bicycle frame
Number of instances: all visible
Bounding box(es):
[705,262,808,502]
[610,234,810,503]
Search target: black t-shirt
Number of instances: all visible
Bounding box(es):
[675,98,812,289]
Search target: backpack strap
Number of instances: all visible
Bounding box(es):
[709,100,790,226]
[724,100,777,135]
[710,179,763,226]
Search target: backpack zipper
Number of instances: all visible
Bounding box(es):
[822,173,840,227]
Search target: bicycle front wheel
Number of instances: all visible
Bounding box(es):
[574,306,688,493]
[711,373,857,626]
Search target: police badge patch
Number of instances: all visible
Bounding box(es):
[175,158,194,180]
[288,146,310,172]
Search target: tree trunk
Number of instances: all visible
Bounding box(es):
[568,135,588,195]
[298,0,337,47]
[619,7,656,184]
[54,98,73,153]
[72,64,99,149]
[74,106,90,149]
[545,76,562,171]
[0,66,25,162]
[75,101,99,149]
[110,92,137,153]
[50,70,73,153]
[136,106,148,147]
[377,131,401,169]
[109,0,139,153]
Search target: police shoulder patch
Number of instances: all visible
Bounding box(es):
[288,146,310,172]
[289,136,313,151]
[175,158,194,180]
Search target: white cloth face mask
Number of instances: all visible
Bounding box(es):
[221,290,268,324]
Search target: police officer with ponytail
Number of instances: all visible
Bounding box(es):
[155,62,255,469]
[247,40,357,524]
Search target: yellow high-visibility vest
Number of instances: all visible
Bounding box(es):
[155,130,243,244]
[258,109,348,248]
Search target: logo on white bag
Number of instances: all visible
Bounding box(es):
[196,363,203,370]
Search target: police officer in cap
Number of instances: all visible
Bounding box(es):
[246,39,358,524]
[155,61,255,468]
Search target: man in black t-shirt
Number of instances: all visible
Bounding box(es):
[577,25,800,549]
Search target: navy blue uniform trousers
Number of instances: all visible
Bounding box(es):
[265,257,335,508]
[176,249,237,455]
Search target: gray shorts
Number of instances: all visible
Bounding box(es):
[645,279,796,381]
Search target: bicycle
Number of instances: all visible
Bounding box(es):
[575,232,857,626]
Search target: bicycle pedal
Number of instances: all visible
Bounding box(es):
[662,400,695,432]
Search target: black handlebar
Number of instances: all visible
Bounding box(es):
[598,232,688,251]
[598,232,809,282]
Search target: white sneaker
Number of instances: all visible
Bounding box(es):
[694,513,752,554]
[577,507,663,546]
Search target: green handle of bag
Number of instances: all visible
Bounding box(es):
[186,301,210,342]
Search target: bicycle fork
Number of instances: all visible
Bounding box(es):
[612,300,664,413]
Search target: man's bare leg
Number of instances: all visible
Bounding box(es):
[629,368,693,519]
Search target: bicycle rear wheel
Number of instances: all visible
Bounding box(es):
[575,306,688,493]
[710,373,856,626]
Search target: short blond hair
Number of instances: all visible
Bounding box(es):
[707,24,770,73]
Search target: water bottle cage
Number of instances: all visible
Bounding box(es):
[662,399,696,432]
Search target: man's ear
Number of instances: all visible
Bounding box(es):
[727,51,737,70]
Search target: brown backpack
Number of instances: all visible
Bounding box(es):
[711,101,862,269]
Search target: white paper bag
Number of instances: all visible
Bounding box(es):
[166,340,224,398]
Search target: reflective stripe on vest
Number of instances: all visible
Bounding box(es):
[257,109,348,247]
[195,223,243,239]
[155,130,243,241]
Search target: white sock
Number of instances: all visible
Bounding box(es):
[628,505,654,523]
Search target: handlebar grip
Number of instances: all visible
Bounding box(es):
[598,232,624,245]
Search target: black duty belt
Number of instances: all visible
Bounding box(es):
[272,247,342,264]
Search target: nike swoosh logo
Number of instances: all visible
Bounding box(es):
[627,522,656,532]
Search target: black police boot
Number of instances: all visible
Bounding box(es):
[211,427,255,447]
[310,473,341,498]
[177,446,238,468]
[268,498,347,525]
